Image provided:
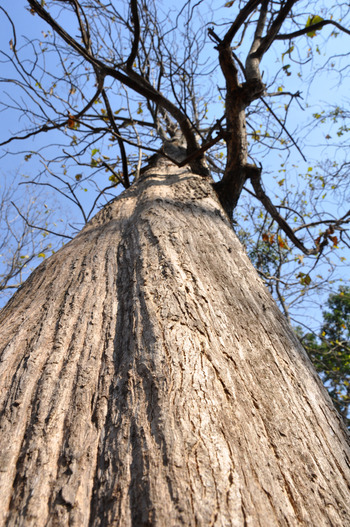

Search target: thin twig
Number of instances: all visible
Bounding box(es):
[11,202,73,239]
[260,97,307,161]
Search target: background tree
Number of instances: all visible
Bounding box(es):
[0,1,350,525]
[0,175,68,303]
[298,286,350,426]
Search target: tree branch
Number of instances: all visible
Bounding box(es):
[275,19,350,40]
[11,201,73,240]
[126,0,141,70]
[245,0,268,81]
[27,0,200,157]
[101,88,130,188]
[249,169,317,255]
[70,0,92,52]
[253,0,298,60]
[259,96,306,161]
[221,0,262,47]
[0,83,103,147]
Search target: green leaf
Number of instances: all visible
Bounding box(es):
[91,148,99,157]
[305,15,324,37]
[38,253,46,258]
[297,272,312,286]
[282,45,294,63]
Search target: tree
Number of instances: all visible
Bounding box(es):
[0,175,68,303]
[299,286,350,427]
[0,1,350,525]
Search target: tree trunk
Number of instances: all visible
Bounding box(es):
[0,157,349,527]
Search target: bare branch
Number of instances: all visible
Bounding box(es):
[101,88,130,188]
[276,19,350,41]
[253,0,298,59]
[259,97,307,161]
[11,201,73,240]
[221,0,262,47]
[249,169,317,255]
[126,0,141,70]
[27,0,201,157]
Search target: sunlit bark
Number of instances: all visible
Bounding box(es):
[1,156,349,526]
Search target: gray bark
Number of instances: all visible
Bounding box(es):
[0,156,349,526]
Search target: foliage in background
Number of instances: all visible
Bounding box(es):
[297,287,350,427]
[0,176,69,304]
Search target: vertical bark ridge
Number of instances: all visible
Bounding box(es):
[0,163,349,526]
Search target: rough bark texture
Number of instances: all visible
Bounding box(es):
[0,157,349,526]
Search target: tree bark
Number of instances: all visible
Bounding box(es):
[0,156,349,526]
